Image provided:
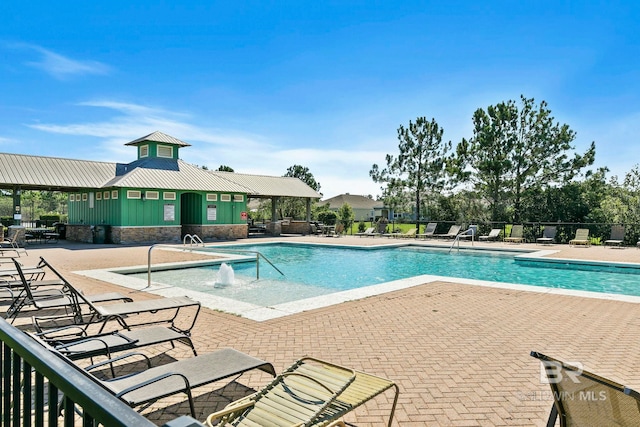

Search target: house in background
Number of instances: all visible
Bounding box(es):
[320,194,388,221]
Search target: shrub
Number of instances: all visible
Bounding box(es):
[317,211,337,225]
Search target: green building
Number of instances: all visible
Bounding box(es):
[0,131,320,244]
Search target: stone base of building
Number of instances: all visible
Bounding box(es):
[66,225,182,244]
[281,220,311,235]
[111,226,182,244]
[66,221,302,244]
[182,224,248,240]
[66,225,93,243]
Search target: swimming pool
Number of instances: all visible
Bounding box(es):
[125,242,640,307]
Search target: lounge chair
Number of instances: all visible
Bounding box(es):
[0,232,27,257]
[478,228,501,242]
[355,227,377,237]
[569,228,591,246]
[35,324,198,361]
[457,225,478,241]
[536,226,557,245]
[604,225,625,247]
[417,222,437,239]
[504,225,525,243]
[205,357,399,427]
[5,258,133,322]
[398,228,417,239]
[29,257,201,333]
[532,351,640,426]
[32,332,276,418]
[434,224,461,239]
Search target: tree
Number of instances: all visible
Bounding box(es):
[278,165,321,219]
[337,203,354,233]
[284,165,321,192]
[453,96,596,222]
[370,117,451,229]
[216,165,234,172]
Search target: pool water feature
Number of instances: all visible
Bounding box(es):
[124,243,640,309]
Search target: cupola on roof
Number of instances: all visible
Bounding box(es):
[124,131,191,147]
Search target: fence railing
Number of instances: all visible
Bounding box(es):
[358,220,640,246]
[0,318,203,427]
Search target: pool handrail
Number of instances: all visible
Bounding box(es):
[449,227,476,253]
[183,233,204,247]
[146,244,285,289]
[201,248,286,279]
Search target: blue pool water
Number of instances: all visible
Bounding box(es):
[130,243,640,306]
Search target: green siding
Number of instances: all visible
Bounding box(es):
[181,193,202,224]
[120,189,181,226]
[68,189,248,227]
[68,190,121,225]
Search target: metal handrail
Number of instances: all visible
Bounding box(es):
[448,228,475,253]
[0,318,202,426]
[183,234,204,247]
[146,244,285,289]
[198,248,285,279]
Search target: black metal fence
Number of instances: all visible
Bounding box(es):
[366,220,640,246]
[0,318,203,427]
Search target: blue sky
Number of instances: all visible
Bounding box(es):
[1,1,639,199]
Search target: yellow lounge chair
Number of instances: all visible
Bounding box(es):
[504,225,525,243]
[569,228,591,246]
[398,228,417,238]
[205,357,399,427]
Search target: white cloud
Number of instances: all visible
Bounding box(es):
[8,43,111,79]
[27,99,386,198]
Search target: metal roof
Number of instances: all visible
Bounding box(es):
[124,131,191,147]
[211,171,321,198]
[103,158,251,192]
[0,152,320,198]
[0,153,116,190]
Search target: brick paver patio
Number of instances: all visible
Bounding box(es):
[8,236,640,425]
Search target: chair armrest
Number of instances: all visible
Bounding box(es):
[114,371,191,400]
[55,336,116,359]
[85,351,151,372]
[35,324,88,340]
[205,397,256,427]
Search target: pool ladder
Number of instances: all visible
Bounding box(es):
[183,234,204,247]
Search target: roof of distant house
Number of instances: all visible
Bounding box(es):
[320,193,381,209]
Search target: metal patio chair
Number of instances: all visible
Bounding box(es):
[569,228,591,246]
[604,225,625,247]
[532,351,640,426]
[205,357,399,427]
[504,225,525,243]
[5,258,132,322]
[536,226,557,245]
[30,332,276,418]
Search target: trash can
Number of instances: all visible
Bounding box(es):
[53,222,66,239]
[92,225,108,244]
[468,224,477,237]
